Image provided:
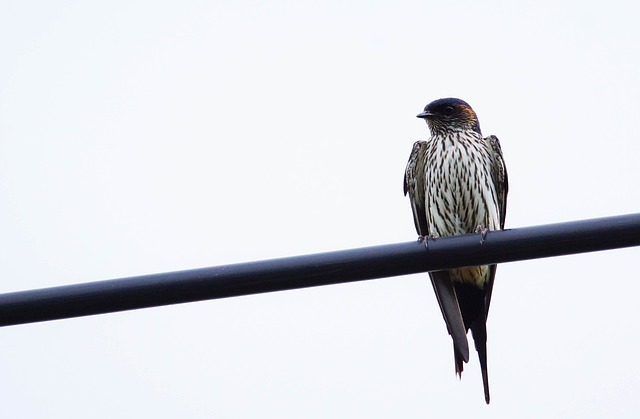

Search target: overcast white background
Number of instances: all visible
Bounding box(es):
[1,1,639,417]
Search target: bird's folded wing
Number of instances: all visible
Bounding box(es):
[485,134,509,313]
[404,141,429,235]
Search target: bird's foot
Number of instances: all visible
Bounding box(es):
[475,225,489,244]
[418,234,435,248]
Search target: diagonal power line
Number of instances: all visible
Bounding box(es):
[1,213,639,328]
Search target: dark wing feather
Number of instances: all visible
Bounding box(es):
[403,141,429,236]
[430,271,470,363]
[486,135,508,229]
[484,135,509,313]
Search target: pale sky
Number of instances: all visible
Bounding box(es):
[1,1,640,417]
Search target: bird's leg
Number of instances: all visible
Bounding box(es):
[418,234,435,248]
[475,225,489,244]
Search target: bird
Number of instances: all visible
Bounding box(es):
[403,98,508,404]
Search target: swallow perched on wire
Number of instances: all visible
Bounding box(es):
[404,98,508,404]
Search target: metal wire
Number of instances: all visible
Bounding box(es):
[1,213,639,327]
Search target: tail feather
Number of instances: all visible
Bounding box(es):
[455,281,491,404]
[454,343,465,378]
[431,272,492,403]
[470,319,490,404]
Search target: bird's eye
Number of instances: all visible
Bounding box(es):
[443,106,454,116]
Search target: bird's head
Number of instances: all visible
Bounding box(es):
[417,98,481,135]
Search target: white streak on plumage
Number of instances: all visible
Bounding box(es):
[423,131,501,286]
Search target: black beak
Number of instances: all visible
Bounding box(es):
[416,111,433,119]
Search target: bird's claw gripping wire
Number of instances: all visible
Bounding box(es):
[475,225,489,244]
[418,234,435,249]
